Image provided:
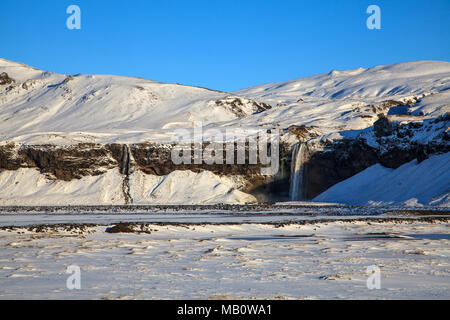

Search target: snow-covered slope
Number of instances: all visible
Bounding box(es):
[0,58,269,144]
[233,61,450,137]
[0,168,255,205]
[314,153,450,207]
[1,59,449,144]
[129,170,255,204]
[235,61,450,105]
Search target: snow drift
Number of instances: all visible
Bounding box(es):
[0,168,255,205]
[314,153,450,207]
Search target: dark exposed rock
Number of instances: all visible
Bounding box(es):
[304,140,378,200]
[0,141,291,202]
[2,144,116,180]
[129,141,291,201]
[374,115,397,137]
[285,125,318,141]
[0,72,14,85]
[64,75,74,83]
[0,112,447,203]
[300,114,449,199]
[128,141,289,180]
[0,143,21,170]
[214,96,271,117]
[0,142,271,179]
[105,223,138,233]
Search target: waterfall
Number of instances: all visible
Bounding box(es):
[121,144,133,204]
[289,143,307,201]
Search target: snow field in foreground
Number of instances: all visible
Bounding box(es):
[0,221,448,299]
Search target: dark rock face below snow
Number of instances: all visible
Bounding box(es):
[0,142,291,202]
[301,113,449,200]
[214,96,272,117]
[0,114,450,202]
[0,72,14,86]
[0,114,447,203]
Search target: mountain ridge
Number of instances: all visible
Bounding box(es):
[0,58,449,206]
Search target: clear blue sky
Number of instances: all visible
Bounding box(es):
[1,0,449,91]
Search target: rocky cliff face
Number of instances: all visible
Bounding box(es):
[0,141,292,202]
[0,111,447,203]
[0,143,116,180]
[213,96,272,117]
[1,59,449,205]
[0,72,14,86]
[300,113,449,200]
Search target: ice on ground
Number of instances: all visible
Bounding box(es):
[0,220,448,299]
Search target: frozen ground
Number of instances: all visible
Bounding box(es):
[0,211,448,299]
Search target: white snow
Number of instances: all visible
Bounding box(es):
[0,220,448,299]
[1,58,449,206]
[409,90,450,117]
[233,61,450,137]
[235,61,450,104]
[0,168,125,205]
[313,153,450,207]
[1,59,449,144]
[0,168,256,205]
[129,170,255,204]
[1,59,449,301]
[0,58,261,144]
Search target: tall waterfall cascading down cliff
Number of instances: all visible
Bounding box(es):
[289,143,307,201]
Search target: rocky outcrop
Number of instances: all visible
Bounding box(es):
[0,72,14,85]
[0,113,447,203]
[285,125,319,141]
[303,140,379,199]
[299,113,449,199]
[0,143,116,180]
[0,141,291,202]
[214,96,272,117]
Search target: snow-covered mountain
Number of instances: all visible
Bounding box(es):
[1,58,449,144]
[0,58,270,144]
[236,61,450,103]
[0,58,449,206]
[234,61,450,137]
